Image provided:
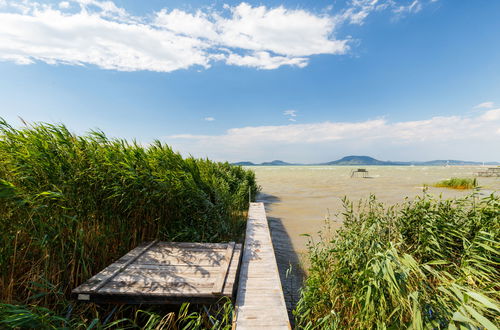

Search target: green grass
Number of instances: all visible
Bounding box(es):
[294,194,500,329]
[0,119,258,328]
[434,177,478,190]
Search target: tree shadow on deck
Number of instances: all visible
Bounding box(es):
[256,193,305,325]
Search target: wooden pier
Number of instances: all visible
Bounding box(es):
[72,242,242,304]
[477,167,500,177]
[233,202,290,329]
[351,168,369,178]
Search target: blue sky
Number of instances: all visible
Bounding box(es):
[0,0,499,162]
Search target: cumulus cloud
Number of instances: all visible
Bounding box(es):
[0,0,431,72]
[165,110,500,162]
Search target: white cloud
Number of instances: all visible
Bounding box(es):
[164,111,500,162]
[154,9,217,40]
[474,101,494,109]
[337,0,390,25]
[393,0,423,15]
[479,108,500,122]
[204,117,215,121]
[283,110,298,122]
[216,3,347,57]
[0,8,209,72]
[226,51,308,70]
[0,0,431,72]
[58,1,70,9]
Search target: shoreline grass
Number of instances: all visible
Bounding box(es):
[294,193,500,329]
[0,119,258,327]
[433,177,478,190]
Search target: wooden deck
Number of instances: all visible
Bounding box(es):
[477,167,500,177]
[351,168,369,178]
[234,202,290,329]
[72,242,242,304]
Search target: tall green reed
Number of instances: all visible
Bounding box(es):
[295,194,499,329]
[433,177,478,190]
[0,119,258,319]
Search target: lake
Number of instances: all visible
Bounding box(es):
[252,166,500,255]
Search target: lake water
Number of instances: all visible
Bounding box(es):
[252,166,500,255]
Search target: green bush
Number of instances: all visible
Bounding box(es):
[295,194,500,329]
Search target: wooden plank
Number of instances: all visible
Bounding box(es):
[212,241,235,294]
[154,242,232,249]
[111,270,218,282]
[98,279,237,296]
[72,242,241,303]
[234,202,290,330]
[90,240,158,292]
[75,293,230,305]
[73,264,122,293]
[133,251,226,266]
[147,245,227,254]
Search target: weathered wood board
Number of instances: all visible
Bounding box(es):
[234,202,291,329]
[72,242,242,304]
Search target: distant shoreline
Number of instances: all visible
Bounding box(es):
[242,164,497,167]
[232,155,500,167]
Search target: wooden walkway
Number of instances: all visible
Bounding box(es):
[72,242,241,304]
[234,202,290,329]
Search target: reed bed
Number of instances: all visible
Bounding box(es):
[295,194,499,329]
[0,119,258,327]
[434,178,478,190]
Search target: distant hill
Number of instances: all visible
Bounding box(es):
[231,160,295,166]
[320,155,407,166]
[232,156,500,166]
[260,160,295,166]
[416,160,499,166]
[232,161,256,166]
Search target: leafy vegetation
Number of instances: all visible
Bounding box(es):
[0,119,258,328]
[0,299,234,329]
[434,177,478,190]
[295,194,500,329]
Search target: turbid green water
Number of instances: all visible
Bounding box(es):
[252,166,500,255]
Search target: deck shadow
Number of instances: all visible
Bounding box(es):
[257,193,305,324]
